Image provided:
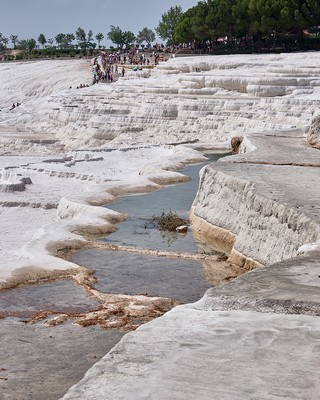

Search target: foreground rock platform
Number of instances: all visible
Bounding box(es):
[197,250,320,316]
[62,128,320,399]
[1,318,124,400]
[62,308,320,400]
[62,266,320,399]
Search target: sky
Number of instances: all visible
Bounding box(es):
[0,0,197,46]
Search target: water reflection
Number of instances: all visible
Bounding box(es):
[101,152,229,253]
[73,152,242,304]
[73,249,211,303]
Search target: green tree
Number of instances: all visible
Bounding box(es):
[174,10,195,43]
[278,0,320,35]
[2,36,9,48]
[171,0,320,48]
[175,0,235,44]
[26,38,37,54]
[0,33,9,50]
[123,31,136,47]
[55,33,75,49]
[10,34,18,49]
[55,33,65,48]
[66,33,75,48]
[107,25,126,48]
[136,27,156,47]
[156,5,183,44]
[306,0,320,34]
[232,0,251,38]
[38,33,47,48]
[205,0,237,41]
[76,26,88,49]
[95,32,104,48]
[87,30,96,50]
[191,1,212,41]
[17,39,27,50]
[87,29,94,45]
[76,27,86,42]
[47,38,54,47]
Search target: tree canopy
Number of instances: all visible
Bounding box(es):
[38,33,47,48]
[9,34,18,49]
[174,0,320,44]
[95,32,104,48]
[1,1,318,57]
[107,25,136,49]
[156,5,183,44]
[0,33,9,50]
[55,33,75,49]
[136,27,156,47]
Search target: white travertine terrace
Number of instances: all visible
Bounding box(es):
[0,170,31,192]
[2,53,320,152]
[0,53,320,399]
[191,161,320,267]
[308,110,320,146]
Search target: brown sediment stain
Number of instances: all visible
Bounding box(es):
[190,211,235,256]
[11,239,243,331]
[0,310,45,319]
[0,258,180,331]
[91,241,223,261]
[48,239,99,262]
[0,266,86,291]
[228,248,264,271]
[0,220,244,331]
[26,293,179,332]
[231,136,243,154]
[71,212,128,237]
[232,160,320,167]
[190,211,264,271]
[70,267,180,331]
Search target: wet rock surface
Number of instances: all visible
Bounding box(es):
[0,280,100,318]
[0,319,124,400]
[0,279,125,400]
[62,129,320,399]
[0,153,233,400]
[74,249,212,303]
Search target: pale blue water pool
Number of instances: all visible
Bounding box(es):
[100,152,228,253]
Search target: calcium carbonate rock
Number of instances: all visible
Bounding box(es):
[191,160,320,267]
[307,111,320,147]
[176,225,188,233]
[0,170,32,192]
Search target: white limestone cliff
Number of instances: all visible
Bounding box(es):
[191,163,320,268]
[307,111,320,147]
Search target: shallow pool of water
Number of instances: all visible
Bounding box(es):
[73,153,235,303]
[0,280,100,318]
[101,153,228,253]
[73,249,212,303]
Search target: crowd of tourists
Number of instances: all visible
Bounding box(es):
[90,47,169,84]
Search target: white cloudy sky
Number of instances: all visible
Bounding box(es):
[0,0,197,46]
